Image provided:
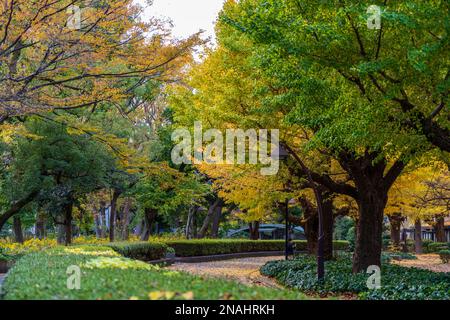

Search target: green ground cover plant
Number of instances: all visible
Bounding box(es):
[260,254,450,300]
[1,246,305,300]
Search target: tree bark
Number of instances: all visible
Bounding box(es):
[352,189,387,273]
[109,189,122,242]
[0,191,38,232]
[140,208,157,241]
[296,197,316,255]
[249,221,260,240]
[434,216,446,242]
[414,219,423,254]
[13,216,24,243]
[322,198,334,261]
[64,202,73,246]
[121,198,132,240]
[35,211,46,240]
[388,213,403,247]
[198,198,222,239]
[297,195,334,260]
[210,204,223,238]
[99,201,106,238]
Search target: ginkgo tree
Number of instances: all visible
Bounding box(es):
[219,0,449,272]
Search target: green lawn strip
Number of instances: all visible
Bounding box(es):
[1,246,305,300]
[260,254,450,300]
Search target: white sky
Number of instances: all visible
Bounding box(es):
[136,0,226,41]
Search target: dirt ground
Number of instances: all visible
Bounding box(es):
[392,254,450,273]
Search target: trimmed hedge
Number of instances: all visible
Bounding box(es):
[163,240,349,257]
[1,246,304,300]
[260,254,450,300]
[425,242,450,253]
[107,242,167,261]
[439,250,450,263]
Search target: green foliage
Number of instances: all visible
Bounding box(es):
[1,246,304,300]
[261,254,450,300]
[164,240,349,257]
[425,242,450,253]
[107,242,168,261]
[221,0,449,156]
[346,227,356,251]
[382,252,417,263]
[438,250,450,264]
[333,216,355,240]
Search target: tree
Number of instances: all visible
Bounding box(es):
[5,117,116,244]
[0,0,200,121]
[219,0,450,272]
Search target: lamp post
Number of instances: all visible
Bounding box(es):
[285,198,289,260]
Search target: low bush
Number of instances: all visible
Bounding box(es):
[438,250,450,264]
[107,242,167,261]
[260,254,450,300]
[425,242,450,253]
[164,240,349,257]
[382,251,417,262]
[1,246,304,300]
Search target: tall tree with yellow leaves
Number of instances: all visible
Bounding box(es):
[0,0,200,121]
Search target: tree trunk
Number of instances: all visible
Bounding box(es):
[99,201,106,238]
[434,216,446,242]
[249,221,260,240]
[0,191,38,232]
[210,204,223,238]
[35,211,46,240]
[56,214,65,245]
[352,190,387,273]
[414,219,423,254]
[13,216,24,243]
[140,208,157,241]
[94,212,102,238]
[64,202,73,246]
[109,189,122,242]
[121,198,132,240]
[388,213,403,247]
[186,206,199,239]
[198,198,222,239]
[322,198,334,261]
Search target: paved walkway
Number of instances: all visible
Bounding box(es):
[0,274,5,287]
[393,254,450,273]
[167,256,283,288]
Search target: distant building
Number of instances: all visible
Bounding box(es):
[403,218,450,243]
[227,224,306,240]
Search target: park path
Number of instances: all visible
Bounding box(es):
[393,254,450,273]
[167,256,283,288]
[0,274,5,287]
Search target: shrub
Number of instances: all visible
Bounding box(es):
[260,255,450,300]
[438,250,450,264]
[425,242,450,253]
[163,240,349,257]
[1,246,304,300]
[382,251,417,263]
[107,242,168,261]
